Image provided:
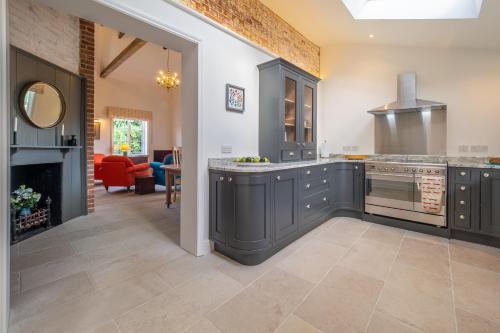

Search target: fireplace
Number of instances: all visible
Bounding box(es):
[11,163,63,242]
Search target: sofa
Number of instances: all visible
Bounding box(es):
[101,155,151,191]
[150,154,174,186]
[94,153,105,181]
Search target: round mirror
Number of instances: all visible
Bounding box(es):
[19,82,65,128]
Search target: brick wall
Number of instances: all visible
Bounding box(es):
[9,0,80,74]
[180,0,320,77]
[79,19,95,213]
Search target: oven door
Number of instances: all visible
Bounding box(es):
[365,172,415,211]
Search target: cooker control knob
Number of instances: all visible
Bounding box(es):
[427,170,432,174]
[412,168,416,172]
[419,169,423,172]
[435,170,440,174]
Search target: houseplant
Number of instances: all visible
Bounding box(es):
[11,185,42,217]
[120,143,130,156]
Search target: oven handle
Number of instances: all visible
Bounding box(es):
[365,172,414,182]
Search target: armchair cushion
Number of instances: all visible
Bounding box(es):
[101,156,151,189]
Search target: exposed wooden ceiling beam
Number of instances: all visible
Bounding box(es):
[118,31,125,39]
[100,38,147,78]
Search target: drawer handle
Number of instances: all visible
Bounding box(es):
[323,179,327,184]
[484,173,490,178]
[460,185,466,191]
[354,166,359,170]
[307,151,312,155]
[460,171,467,176]
[276,176,281,181]
[306,170,311,175]
[289,152,295,156]
[460,200,465,205]
[219,176,224,181]
[228,177,232,182]
[306,204,311,209]
[323,197,327,201]
[459,215,465,220]
[323,167,327,171]
[306,184,311,188]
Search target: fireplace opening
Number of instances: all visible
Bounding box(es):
[11,162,63,242]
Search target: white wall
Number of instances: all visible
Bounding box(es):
[319,44,500,156]
[8,0,79,73]
[94,25,182,156]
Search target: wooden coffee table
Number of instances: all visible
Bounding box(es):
[161,164,181,208]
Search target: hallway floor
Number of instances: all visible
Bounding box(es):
[8,189,500,332]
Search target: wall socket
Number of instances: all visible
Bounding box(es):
[221,145,232,154]
[470,145,488,153]
[342,145,359,152]
[458,145,469,153]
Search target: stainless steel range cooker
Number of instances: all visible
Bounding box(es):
[365,160,447,227]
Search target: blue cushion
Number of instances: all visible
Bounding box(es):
[163,154,174,165]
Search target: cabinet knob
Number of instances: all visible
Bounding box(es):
[354,166,359,170]
[276,176,281,181]
[460,171,466,176]
[460,200,465,205]
[484,173,490,178]
[302,143,306,147]
[306,184,311,188]
[306,204,311,209]
[228,177,233,182]
[306,170,311,175]
[289,152,295,156]
[459,215,465,220]
[219,176,224,181]
[323,179,327,184]
[460,185,466,191]
[323,197,327,201]
[323,167,327,171]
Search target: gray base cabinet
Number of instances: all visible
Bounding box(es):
[209,162,364,265]
[332,163,364,212]
[449,167,500,245]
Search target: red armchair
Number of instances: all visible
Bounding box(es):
[101,155,151,191]
[94,153,105,181]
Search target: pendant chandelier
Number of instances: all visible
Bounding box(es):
[156,48,180,89]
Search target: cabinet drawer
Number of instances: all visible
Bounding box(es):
[455,183,471,208]
[301,165,330,179]
[302,149,317,160]
[302,177,330,197]
[281,150,300,161]
[303,190,331,217]
[455,169,471,182]
[454,210,471,229]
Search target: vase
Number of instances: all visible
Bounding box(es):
[19,207,32,217]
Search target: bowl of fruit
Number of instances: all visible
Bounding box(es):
[234,156,271,166]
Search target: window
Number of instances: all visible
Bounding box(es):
[111,118,148,155]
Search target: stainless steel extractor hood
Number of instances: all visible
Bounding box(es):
[368,73,446,114]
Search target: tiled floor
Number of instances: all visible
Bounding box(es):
[8,187,500,333]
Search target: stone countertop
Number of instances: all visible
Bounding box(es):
[208,156,500,173]
[208,157,362,173]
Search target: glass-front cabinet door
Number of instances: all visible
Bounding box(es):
[302,81,315,148]
[282,71,300,149]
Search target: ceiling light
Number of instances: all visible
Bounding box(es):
[156,48,180,90]
[343,0,483,20]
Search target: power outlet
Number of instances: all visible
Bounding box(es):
[471,145,488,153]
[458,145,469,153]
[221,145,232,154]
[351,146,359,152]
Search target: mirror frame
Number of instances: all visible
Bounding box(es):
[18,81,66,129]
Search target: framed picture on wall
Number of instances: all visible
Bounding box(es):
[226,84,245,112]
[94,120,101,140]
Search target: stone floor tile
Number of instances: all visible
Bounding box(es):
[315,219,370,247]
[275,315,323,333]
[11,243,75,273]
[450,240,500,274]
[366,311,422,333]
[361,224,405,248]
[456,307,500,333]
[396,237,450,278]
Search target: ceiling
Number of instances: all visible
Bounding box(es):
[260,0,500,50]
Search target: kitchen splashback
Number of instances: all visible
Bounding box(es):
[374,109,447,155]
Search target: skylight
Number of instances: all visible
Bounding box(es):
[342,0,483,20]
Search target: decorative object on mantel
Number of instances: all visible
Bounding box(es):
[10,186,51,243]
[11,185,42,217]
[94,120,101,140]
[13,116,18,145]
[60,123,65,145]
[120,143,130,156]
[68,135,78,146]
[156,48,180,89]
[19,81,66,128]
[226,84,245,112]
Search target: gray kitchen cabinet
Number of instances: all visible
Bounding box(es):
[209,172,227,245]
[272,170,299,244]
[258,58,320,162]
[479,170,500,237]
[332,163,364,213]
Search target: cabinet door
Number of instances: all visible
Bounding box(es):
[227,174,272,252]
[209,173,227,244]
[281,69,301,151]
[354,163,364,211]
[479,170,500,236]
[272,170,299,242]
[300,78,317,151]
[332,163,362,211]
